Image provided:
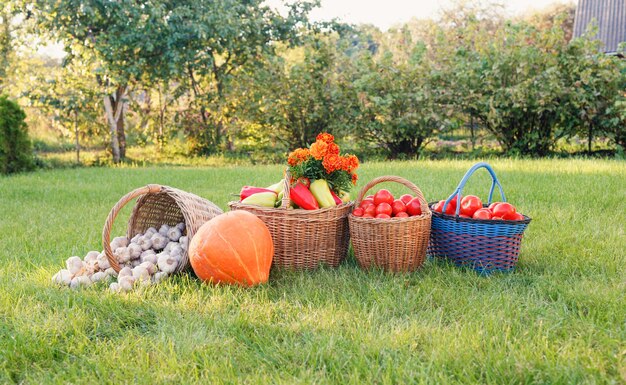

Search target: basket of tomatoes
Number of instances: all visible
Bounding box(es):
[427,162,531,274]
[349,176,432,272]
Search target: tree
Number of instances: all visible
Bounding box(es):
[346,42,452,158]
[240,37,349,150]
[158,0,317,154]
[31,0,196,162]
[0,95,33,174]
[27,59,103,163]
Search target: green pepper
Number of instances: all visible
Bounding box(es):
[241,191,277,207]
[310,179,337,208]
[266,179,285,194]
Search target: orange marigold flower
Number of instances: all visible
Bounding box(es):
[341,154,359,172]
[316,132,335,144]
[351,173,358,185]
[327,142,340,155]
[309,140,329,160]
[287,148,310,166]
[322,153,342,174]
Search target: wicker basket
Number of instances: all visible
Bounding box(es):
[427,162,531,274]
[228,173,354,270]
[102,184,223,273]
[349,176,432,272]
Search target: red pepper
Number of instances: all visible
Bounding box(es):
[290,182,319,210]
[240,186,276,201]
[330,190,343,205]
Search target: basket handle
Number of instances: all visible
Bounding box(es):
[279,169,291,209]
[443,162,506,217]
[355,175,429,211]
[102,184,163,272]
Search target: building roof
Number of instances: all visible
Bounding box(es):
[573,0,626,54]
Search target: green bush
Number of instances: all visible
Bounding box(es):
[0,96,34,174]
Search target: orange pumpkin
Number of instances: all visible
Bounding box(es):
[189,211,273,286]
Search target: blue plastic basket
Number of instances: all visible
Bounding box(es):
[427,162,531,274]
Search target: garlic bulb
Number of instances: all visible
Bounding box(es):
[158,224,170,237]
[70,275,92,289]
[128,243,142,260]
[118,266,133,279]
[91,271,107,283]
[153,272,168,283]
[139,261,157,275]
[52,269,73,286]
[169,245,184,260]
[140,250,157,264]
[132,265,150,283]
[144,227,158,237]
[110,236,129,250]
[151,233,168,250]
[167,227,182,242]
[66,256,83,276]
[114,247,131,263]
[118,276,135,292]
[84,250,99,263]
[109,282,121,292]
[176,222,186,232]
[97,253,111,270]
[178,236,189,251]
[131,259,141,267]
[105,267,118,278]
[138,236,153,251]
[157,253,178,274]
[130,234,142,244]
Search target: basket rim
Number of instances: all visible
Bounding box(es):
[228,200,354,215]
[428,201,531,224]
[349,210,431,224]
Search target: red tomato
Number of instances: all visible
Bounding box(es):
[433,201,444,213]
[406,198,423,216]
[364,205,377,217]
[375,213,391,219]
[391,199,407,216]
[459,214,471,218]
[492,216,503,220]
[373,189,394,206]
[363,213,374,218]
[352,207,364,217]
[360,198,374,209]
[399,194,413,205]
[375,202,393,217]
[460,195,483,217]
[447,194,460,207]
[473,208,492,220]
[443,200,456,215]
[510,212,525,221]
[488,202,501,211]
[492,202,516,219]
[395,211,409,218]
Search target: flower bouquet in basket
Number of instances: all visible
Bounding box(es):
[228,133,358,270]
[286,133,359,209]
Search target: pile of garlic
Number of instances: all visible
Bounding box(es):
[52,223,188,292]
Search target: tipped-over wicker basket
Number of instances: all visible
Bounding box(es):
[102,184,223,273]
[228,173,354,270]
[349,176,432,272]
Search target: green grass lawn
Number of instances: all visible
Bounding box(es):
[1,159,624,384]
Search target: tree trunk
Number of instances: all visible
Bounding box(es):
[587,124,593,155]
[103,96,121,163]
[115,86,126,159]
[74,109,80,163]
[470,114,475,151]
[103,85,127,163]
